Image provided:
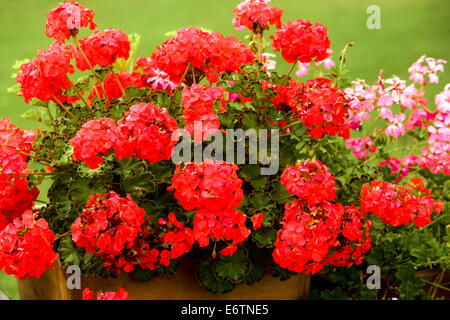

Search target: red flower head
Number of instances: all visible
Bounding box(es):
[147,27,255,84]
[193,208,251,251]
[45,1,96,42]
[272,200,344,274]
[70,118,119,169]
[0,118,36,174]
[0,174,39,230]
[232,0,283,32]
[281,160,337,206]
[115,103,179,163]
[291,78,351,139]
[251,213,264,229]
[271,19,330,63]
[181,84,226,142]
[169,160,244,212]
[0,210,58,279]
[323,205,372,268]
[82,288,130,300]
[16,42,75,104]
[71,191,147,273]
[360,178,444,228]
[73,28,130,71]
[160,213,194,260]
[205,33,256,83]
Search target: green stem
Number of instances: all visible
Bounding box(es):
[72,35,110,106]
[169,63,190,109]
[52,95,80,122]
[67,77,94,115]
[422,279,450,292]
[276,62,297,93]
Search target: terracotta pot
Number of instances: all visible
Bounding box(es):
[17,257,311,300]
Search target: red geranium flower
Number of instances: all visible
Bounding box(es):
[0,118,36,174]
[70,118,119,169]
[181,84,226,142]
[0,173,39,231]
[72,28,130,71]
[115,103,179,163]
[45,1,96,42]
[0,210,58,279]
[169,160,244,212]
[271,19,330,63]
[232,0,283,32]
[280,160,337,206]
[16,42,75,104]
[82,288,130,300]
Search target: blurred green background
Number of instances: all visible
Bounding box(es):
[0,0,448,299]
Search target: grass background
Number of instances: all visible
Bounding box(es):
[0,0,448,299]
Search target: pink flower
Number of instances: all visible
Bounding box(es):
[346,137,376,159]
[315,49,335,69]
[385,113,406,138]
[435,84,450,113]
[146,68,177,91]
[262,53,277,70]
[296,62,309,77]
[408,55,446,85]
[400,84,427,110]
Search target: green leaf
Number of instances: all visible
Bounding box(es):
[69,177,107,204]
[59,237,82,266]
[244,261,266,285]
[214,250,251,283]
[197,258,236,294]
[252,228,277,248]
[131,267,157,282]
[249,192,273,209]
[21,107,52,126]
[241,112,262,130]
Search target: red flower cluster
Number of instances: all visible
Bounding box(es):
[72,28,130,71]
[281,160,337,206]
[45,1,96,42]
[194,208,251,256]
[181,84,226,142]
[70,118,119,169]
[275,159,373,272]
[115,103,179,163]
[71,191,147,273]
[273,200,343,274]
[158,213,194,263]
[323,205,372,268]
[88,71,144,101]
[71,104,178,168]
[0,118,36,174]
[232,0,283,32]
[146,27,255,83]
[16,42,75,104]
[271,19,330,63]
[169,160,243,211]
[360,178,444,228]
[82,287,130,300]
[169,160,249,255]
[285,78,351,139]
[0,174,39,230]
[0,210,58,279]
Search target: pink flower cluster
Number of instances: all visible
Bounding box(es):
[346,137,376,159]
[408,55,446,85]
